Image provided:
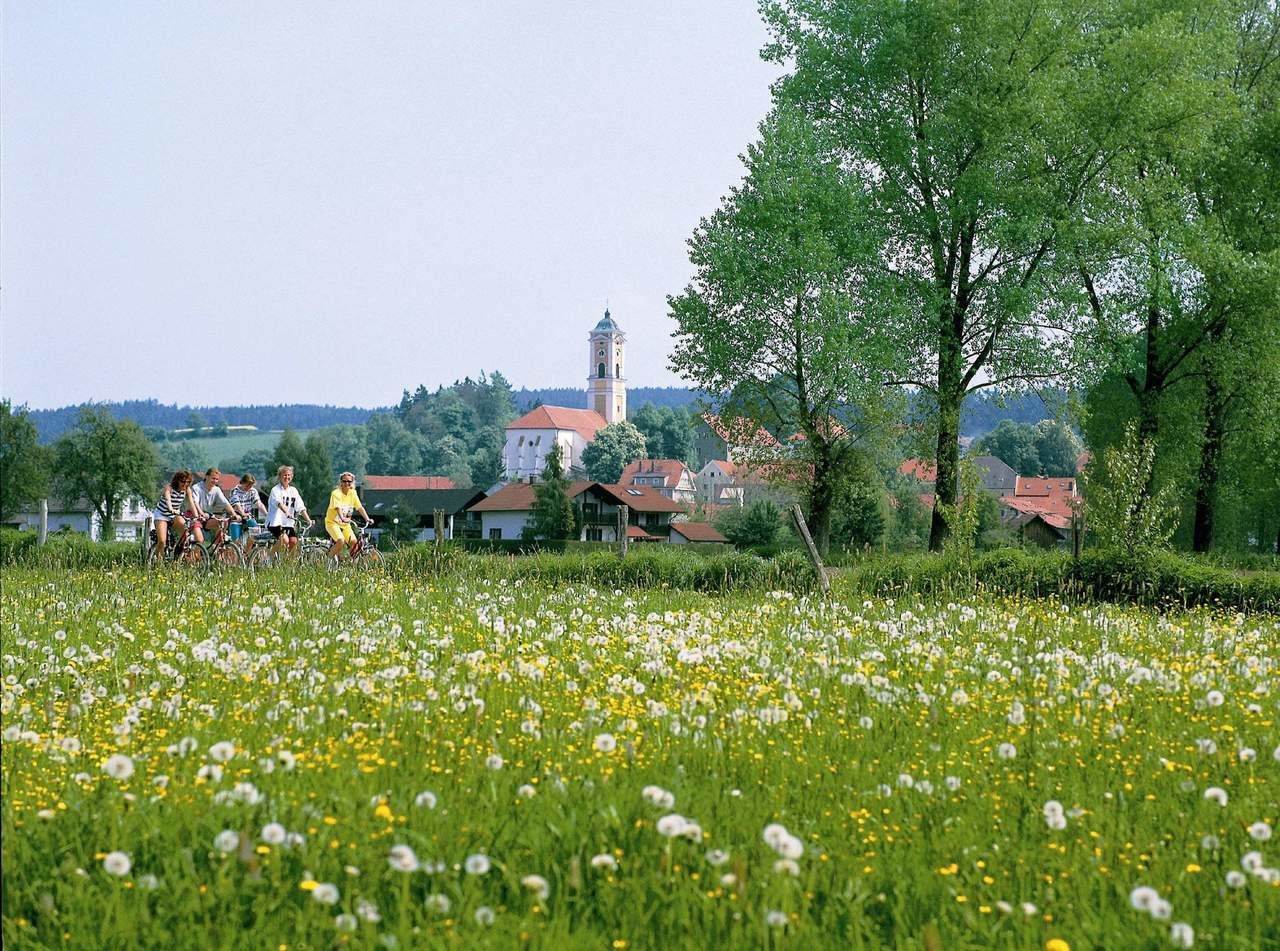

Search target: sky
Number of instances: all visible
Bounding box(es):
[1,1,782,409]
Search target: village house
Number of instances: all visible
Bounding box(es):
[468,481,685,542]
[899,456,1082,546]
[695,460,742,505]
[8,496,151,542]
[667,521,729,545]
[361,486,486,540]
[618,459,697,503]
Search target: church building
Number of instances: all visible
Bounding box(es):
[501,310,627,480]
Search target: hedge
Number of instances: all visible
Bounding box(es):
[838,548,1280,613]
[386,544,819,595]
[0,529,141,570]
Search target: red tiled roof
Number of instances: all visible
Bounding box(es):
[363,475,456,490]
[597,485,686,513]
[900,458,937,483]
[701,413,780,448]
[1002,494,1079,521]
[701,460,737,477]
[625,524,658,539]
[619,459,691,487]
[1015,476,1077,497]
[507,406,608,441]
[469,481,684,514]
[670,522,728,543]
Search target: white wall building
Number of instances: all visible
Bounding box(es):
[11,497,150,542]
[501,309,629,480]
[587,310,626,423]
[501,406,607,480]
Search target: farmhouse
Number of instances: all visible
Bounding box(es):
[618,459,697,503]
[469,481,685,541]
[361,487,486,540]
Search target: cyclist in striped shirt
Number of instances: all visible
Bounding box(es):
[151,469,203,556]
[228,473,266,552]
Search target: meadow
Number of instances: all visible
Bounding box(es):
[1,568,1276,949]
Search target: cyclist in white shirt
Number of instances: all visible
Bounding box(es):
[193,468,247,543]
[267,465,311,558]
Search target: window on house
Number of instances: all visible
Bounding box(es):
[583,502,598,516]
[625,489,642,496]
[586,528,603,541]
[489,528,502,540]
[615,363,621,377]
[598,362,606,378]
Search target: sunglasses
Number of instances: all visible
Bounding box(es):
[341,479,354,484]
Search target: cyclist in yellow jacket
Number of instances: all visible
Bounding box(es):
[326,472,372,559]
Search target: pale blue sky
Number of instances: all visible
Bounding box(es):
[1,1,779,408]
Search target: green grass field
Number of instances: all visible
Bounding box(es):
[164,430,308,471]
[2,569,1276,948]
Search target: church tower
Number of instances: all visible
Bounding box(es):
[587,309,626,424]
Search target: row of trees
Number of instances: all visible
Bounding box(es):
[671,0,1280,554]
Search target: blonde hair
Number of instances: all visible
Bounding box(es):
[277,465,293,478]
[339,472,355,482]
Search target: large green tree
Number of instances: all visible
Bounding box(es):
[630,405,696,466]
[582,421,647,483]
[52,408,159,539]
[524,444,576,541]
[971,421,1041,476]
[0,401,53,524]
[671,106,900,553]
[1076,0,1279,550]
[764,0,1216,549]
[365,413,424,475]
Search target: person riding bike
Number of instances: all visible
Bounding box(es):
[151,469,203,559]
[227,473,267,552]
[325,472,372,560]
[193,467,247,544]
[267,465,311,559]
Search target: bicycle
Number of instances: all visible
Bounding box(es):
[321,521,383,569]
[248,517,320,568]
[144,517,207,569]
[201,515,247,570]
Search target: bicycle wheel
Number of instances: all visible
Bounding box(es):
[209,542,245,570]
[179,543,207,568]
[144,539,160,569]
[356,548,384,568]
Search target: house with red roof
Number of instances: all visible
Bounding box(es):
[500,310,629,479]
[469,481,685,542]
[619,459,696,503]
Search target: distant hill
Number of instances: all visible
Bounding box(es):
[25,387,1063,443]
[514,386,704,413]
[27,400,382,443]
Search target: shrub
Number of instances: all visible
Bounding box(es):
[837,549,1279,612]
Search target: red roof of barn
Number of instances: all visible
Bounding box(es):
[670,522,729,543]
[506,406,608,441]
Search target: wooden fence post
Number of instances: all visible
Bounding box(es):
[37,499,49,545]
[617,504,629,557]
[790,504,830,595]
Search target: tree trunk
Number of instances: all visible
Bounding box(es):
[99,494,116,544]
[1191,375,1225,553]
[807,449,835,556]
[929,315,964,552]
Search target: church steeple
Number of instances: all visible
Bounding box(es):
[587,308,626,423]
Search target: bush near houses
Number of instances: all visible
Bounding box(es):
[840,549,1280,613]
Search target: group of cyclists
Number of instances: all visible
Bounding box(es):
[151,464,373,564]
